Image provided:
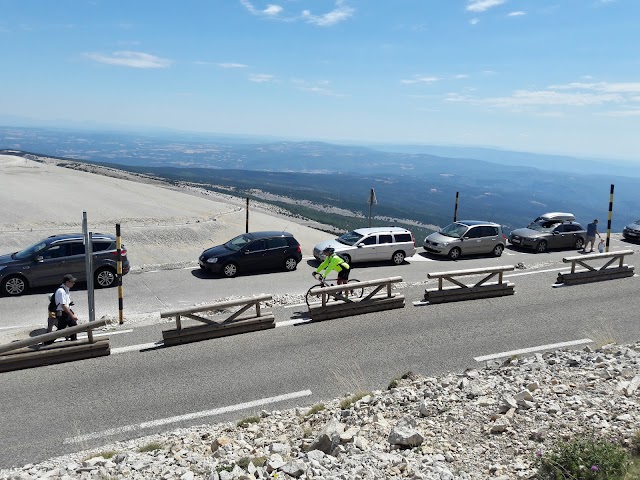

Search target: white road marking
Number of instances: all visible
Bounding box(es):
[406,255,435,262]
[111,342,162,354]
[473,338,593,362]
[504,266,570,278]
[277,319,311,327]
[77,329,133,339]
[63,389,313,445]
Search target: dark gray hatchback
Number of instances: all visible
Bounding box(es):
[199,231,302,277]
[0,233,130,296]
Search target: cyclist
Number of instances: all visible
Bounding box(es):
[313,247,351,292]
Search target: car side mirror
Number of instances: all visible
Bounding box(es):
[356,244,362,248]
[35,255,44,262]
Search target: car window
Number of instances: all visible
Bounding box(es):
[69,242,85,255]
[553,225,566,233]
[267,237,288,249]
[337,231,364,246]
[93,241,113,252]
[360,236,377,245]
[245,239,267,252]
[41,243,71,259]
[14,241,48,260]
[394,233,412,242]
[465,227,482,239]
[225,234,252,251]
[378,234,393,244]
[482,226,499,237]
[564,224,582,232]
[440,222,467,238]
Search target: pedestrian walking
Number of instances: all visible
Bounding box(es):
[583,219,601,253]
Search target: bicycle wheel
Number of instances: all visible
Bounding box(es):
[305,284,325,308]
[347,279,364,298]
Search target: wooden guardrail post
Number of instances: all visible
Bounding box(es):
[557,250,635,285]
[307,276,405,321]
[160,294,275,346]
[0,319,110,372]
[423,265,515,304]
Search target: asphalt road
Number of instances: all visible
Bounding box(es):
[1,238,639,468]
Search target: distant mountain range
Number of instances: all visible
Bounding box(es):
[2,125,639,232]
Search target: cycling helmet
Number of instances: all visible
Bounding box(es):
[323,247,335,254]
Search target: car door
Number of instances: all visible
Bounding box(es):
[241,239,268,271]
[354,235,378,262]
[63,241,89,281]
[375,234,394,261]
[478,226,499,254]
[461,227,483,255]
[550,224,571,248]
[30,242,73,287]
[265,236,288,269]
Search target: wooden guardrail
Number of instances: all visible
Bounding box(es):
[160,294,275,346]
[424,265,515,304]
[557,249,635,285]
[0,319,110,373]
[308,276,405,321]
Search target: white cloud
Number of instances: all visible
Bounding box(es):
[601,110,640,117]
[301,0,354,26]
[466,0,506,13]
[401,76,439,85]
[470,18,480,25]
[507,11,526,16]
[239,0,283,17]
[84,51,171,68]
[549,82,640,94]
[240,0,353,26]
[248,73,275,83]
[217,63,249,69]
[454,74,469,79]
[292,79,344,97]
[481,89,622,107]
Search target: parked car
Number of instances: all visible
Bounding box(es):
[622,219,640,242]
[0,233,130,296]
[423,220,506,260]
[509,212,586,252]
[313,227,416,265]
[199,231,302,277]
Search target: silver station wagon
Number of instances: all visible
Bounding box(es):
[423,220,506,260]
[313,227,416,265]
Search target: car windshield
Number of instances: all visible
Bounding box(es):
[13,240,48,260]
[439,223,468,238]
[336,231,364,246]
[224,234,252,251]
[526,220,559,232]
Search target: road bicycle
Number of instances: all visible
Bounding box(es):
[305,273,364,308]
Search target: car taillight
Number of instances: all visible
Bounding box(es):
[503,234,507,241]
[412,234,416,247]
[297,245,302,253]
[112,248,127,257]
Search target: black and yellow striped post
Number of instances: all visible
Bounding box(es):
[116,223,124,325]
[246,198,249,233]
[606,184,614,253]
[453,192,459,222]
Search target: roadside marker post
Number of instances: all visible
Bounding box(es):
[606,184,614,253]
[116,223,124,325]
[453,191,459,222]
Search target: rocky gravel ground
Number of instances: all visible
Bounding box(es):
[1,342,638,479]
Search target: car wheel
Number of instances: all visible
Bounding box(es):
[392,251,405,265]
[448,247,462,260]
[1,274,28,296]
[536,240,548,253]
[284,257,298,272]
[341,254,351,264]
[493,244,504,257]
[575,237,585,249]
[222,262,238,278]
[95,267,116,288]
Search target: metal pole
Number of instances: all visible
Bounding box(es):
[454,192,459,222]
[116,223,124,325]
[82,212,95,323]
[606,184,614,253]
[246,197,249,233]
[368,202,372,228]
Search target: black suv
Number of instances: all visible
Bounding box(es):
[199,231,302,277]
[0,233,130,296]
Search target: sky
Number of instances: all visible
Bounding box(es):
[1,0,639,161]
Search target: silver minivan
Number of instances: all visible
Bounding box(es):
[313,227,417,265]
[423,220,506,260]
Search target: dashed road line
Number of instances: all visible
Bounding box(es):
[63,389,313,445]
[473,338,593,362]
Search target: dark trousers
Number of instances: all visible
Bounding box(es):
[58,311,77,340]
